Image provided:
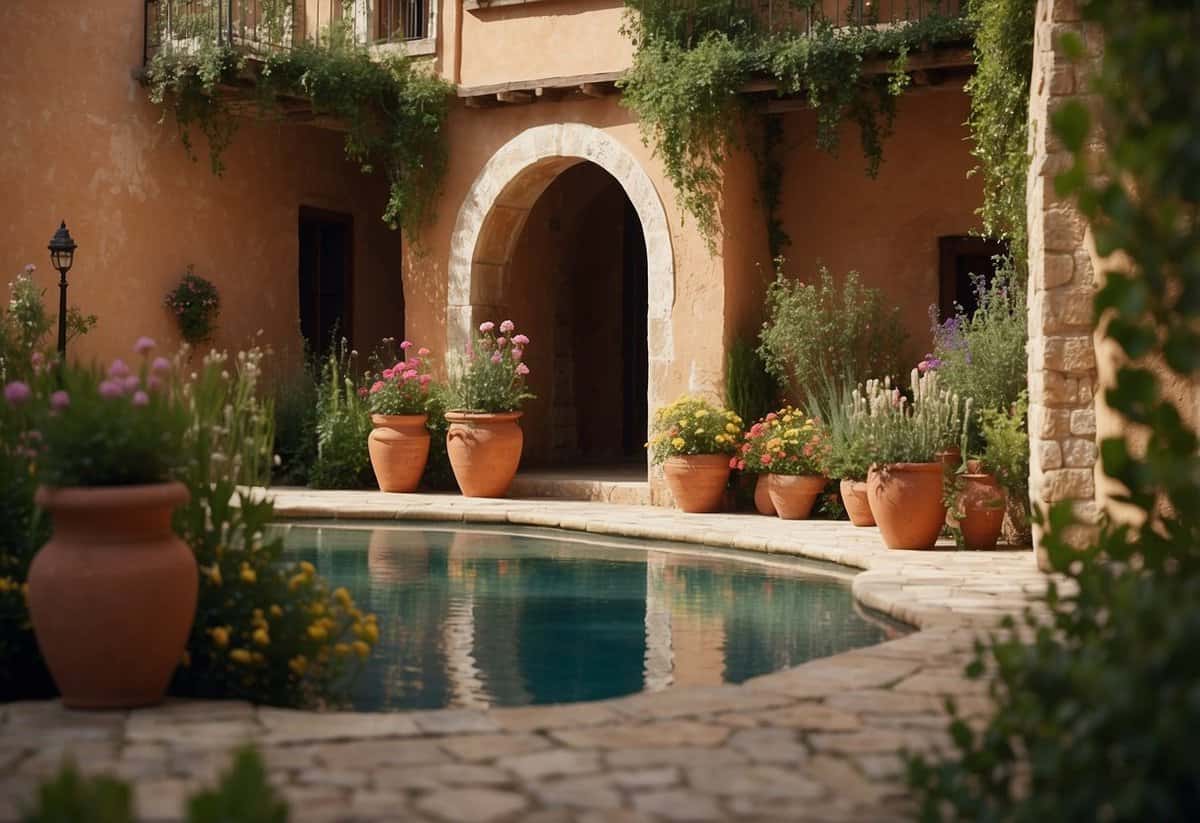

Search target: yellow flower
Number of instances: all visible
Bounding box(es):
[288,574,307,591]
[269,604,283,618]
[299,561,316,576]
[334,643,351,657]
[363,623,379,643]
[229,648,252,665]
[288,655,308,676]
[310,602,326,617]
[240,564,256,584]
[307,624,328,642]
[671,437,685,449]
[252,628,270,647]
[352,640,371,659]
[725,423,738,434]
[210,626,230,648]
[715,434,726,444]
[695,409,708,418]
[334,587,353,608]
[206,564,222,587]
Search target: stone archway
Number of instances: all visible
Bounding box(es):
[446,123,675,467]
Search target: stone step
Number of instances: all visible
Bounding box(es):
[509,470,651,506]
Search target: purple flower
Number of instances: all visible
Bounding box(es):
[50,390,70,411]
[4,381,31,405]
[151,356,171,373]
[146,375,163,391]
[123,375,140,391]
[98,380,123,399]
[133,336,156,355]
[131,391,149,407]
[108,359,131,378]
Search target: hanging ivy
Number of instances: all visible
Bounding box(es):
[618,3,974,243]
[145,20,451,238]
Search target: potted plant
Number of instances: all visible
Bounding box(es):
[365,340,435,493]
[164,266,220,345]
[949,396,1028,549]
[649,396,743,513]
[8,338,197,708]
[825,394,876,527]
[755,407,829,520]
[736,415,777,515]
[445,320,533,498]
[857,370,969,550]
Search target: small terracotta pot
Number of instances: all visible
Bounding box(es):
[867,463,948,550]
[662,454,730,513]
[767,474,826,520]
[840,479,875,527]
[28,482,197,709]
[445,411,523,498]
[368,414,430,493]
[936,447,963,470]
[753,474,777,516]
[951,472,1007,550]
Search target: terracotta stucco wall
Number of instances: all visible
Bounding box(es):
[774,87,983,366]
[0,1,403,367]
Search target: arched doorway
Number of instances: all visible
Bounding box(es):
[447,124,675,475]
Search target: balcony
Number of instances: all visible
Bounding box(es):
[144,0,437,62]
[658,0,964,36]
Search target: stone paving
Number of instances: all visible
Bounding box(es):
[0,491,1050,822]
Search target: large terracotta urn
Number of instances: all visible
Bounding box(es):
[839,479,875,527]
[445,411,523,498]
[28,482,197,709]
[951,471,1007,550]
[867,463,948,550]
[767,474,826,520]
[663,455,730,513]
[753,474,776,516]
[368,414,430,493]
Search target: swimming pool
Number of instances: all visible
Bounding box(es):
[277,523,903,711]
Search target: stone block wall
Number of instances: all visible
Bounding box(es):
[1025,0,1103,560]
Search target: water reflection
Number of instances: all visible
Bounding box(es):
[280,524,902,711]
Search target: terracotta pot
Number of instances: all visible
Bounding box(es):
[951,472,1007,550]
[662,454,730,513]
[936,446,963,470]
[840,479,875,527]
[867,463,948,550]
[368,414,430,493]
[445,411,523,498]
[767,474,826,520]
[28,482,197,709]
[753,474,777,516]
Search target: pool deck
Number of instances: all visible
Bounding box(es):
[0,490,1049,822]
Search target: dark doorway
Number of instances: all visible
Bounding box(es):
[299,208,353,355]
[621,199,649,458]
[938,235,1009,319]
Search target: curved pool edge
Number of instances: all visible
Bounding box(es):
[0,490,1052,823]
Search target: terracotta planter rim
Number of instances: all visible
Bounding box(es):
[663,453,732,466]
[35,481,190,511]
[445,410,524,423]
[871,462,945,473]
[962,472,999,481]
[371,413,429,426]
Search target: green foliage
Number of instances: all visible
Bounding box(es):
[804,376,873,482]
[23,761,133,823]
[187,747,288,823]
[724,336,777,429]
[929,261,1028,446]
[909,0,1200,817]
[978,391,1029,521]
[758,265,908,402]
[270,360,318,487]
[449,321,534,413]
[619,5,972,240]
[164,266,221,344]
[1,267,94,383]
[310,338,373,489]
[963,0,1035,266]
[420,383,456,491]
[146,18,451,237]
[853,370,969,465]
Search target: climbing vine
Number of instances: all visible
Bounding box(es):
[618,3,973,242]
[963,0,1036,271]
[146,18,451,237]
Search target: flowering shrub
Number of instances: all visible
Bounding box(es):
[310,338,373,489]
[737,407,829,475]
[366,339,434,416]
[851,370,970,466]
[165,266,221,344]
[450,320,534,413]
[648,396,743,464]
[0,267,94,383]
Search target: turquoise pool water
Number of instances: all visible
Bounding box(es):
[278,524,902,711]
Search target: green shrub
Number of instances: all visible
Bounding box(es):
[851,370,969,466]
[23,761,133,823]
[725,337,777,428]
[187,747,287,823]
[978,392,1030,539]
[164,267,220,345]
[310,338,373,489]
[421,383,455,491]
[758,265,907,403]
[271,359,318,487]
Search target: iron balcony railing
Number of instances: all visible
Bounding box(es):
[145,0,431,60]
[655,0,963,37]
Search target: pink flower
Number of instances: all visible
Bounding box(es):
[516,363,530,376]
[131,391,149,407]
[370,381,385,394]
[479,321,495,333]
[418,347,430,357]
[400,340,414,351]
[403,369,418,380]
[133,336,156,355]
[496,337,506,348]
[151,356,170,373]
[23,263,35,274]
[512,334,529,346]
[511,348,523,362]
[108,359,131,378]
[419,374,432,386]
[500,320,515,334]
[760,454,772,466]
[765,412,777,422]
[491,351,503,364]
[357,387,368,398]
[98,380,123,399]
[123,375,140,392]
[4,381,31,405]
[50,390,70,411]
[729,457,739,469]
[146,375,163,391]
[30,352,43,367]
[465,340,475,361]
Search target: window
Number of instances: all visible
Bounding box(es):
[299,208,354,355]
[377,0,428,41]
[938,235,1009,319]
